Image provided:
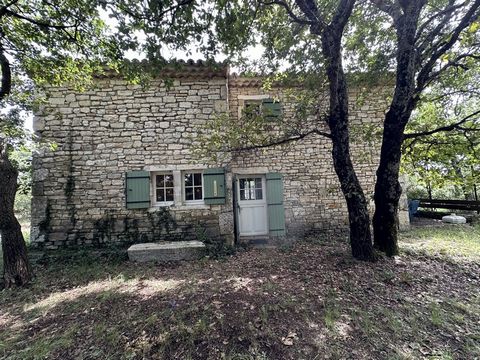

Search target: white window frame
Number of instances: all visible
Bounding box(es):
[152,171,175,207]
[182,170,205,204]
[238,176,265,201]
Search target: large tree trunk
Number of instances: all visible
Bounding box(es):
[322,24,374,261]
[372,118,404,256]
[372,2,425,257]
[0,144,32,288]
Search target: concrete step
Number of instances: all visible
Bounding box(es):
[128,241,206,262]
[238,236,289,248]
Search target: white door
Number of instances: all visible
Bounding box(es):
[237,176,268,236]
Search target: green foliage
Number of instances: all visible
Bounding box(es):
[14,191,31,224]
[195,225,234,259]
[402,78,480,199]
[1,1,122,109]
[401,224,480,261]
[192,78,325,160]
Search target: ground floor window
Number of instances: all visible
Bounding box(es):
[184,172,203,202]
[154,173,174,205]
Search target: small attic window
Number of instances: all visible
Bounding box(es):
[239,96,282,120]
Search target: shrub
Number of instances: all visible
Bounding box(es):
[195,226,235,259]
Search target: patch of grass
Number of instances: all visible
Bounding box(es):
[429,302,444,327]
[323,290,340,331]
[351,308,375,336]
[1,230,479,360]
[401,224,480,260]
[12,324,79,360]
[379,269,396,283]
[226,350,269,360]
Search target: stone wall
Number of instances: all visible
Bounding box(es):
[227,78,389,238]
[31,76,231,248]
[31,71,408,249]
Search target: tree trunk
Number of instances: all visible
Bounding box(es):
[372,119,404,256]
[471,166,478,203]
[321,26,374,261]
[0,144,32,288]
[372,3,424,257]
[451,161,470,200]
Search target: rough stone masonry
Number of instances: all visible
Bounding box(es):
[30,61,409,249]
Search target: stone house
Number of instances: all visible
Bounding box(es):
[30,60,407,249]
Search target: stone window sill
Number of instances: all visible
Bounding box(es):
[149,203,210,211]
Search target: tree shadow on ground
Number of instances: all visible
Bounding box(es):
[1,239,479,359]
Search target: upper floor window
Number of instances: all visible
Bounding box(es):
[239,96,282,120]
[184,172,203,202]
[243,100,263,118]
[154,173,174,205]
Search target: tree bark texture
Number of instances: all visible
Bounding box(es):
[0,40,32,287]
[373,2,424,256]
[0,144,32,288]
[0,45,11,100]
[321,22,374,261]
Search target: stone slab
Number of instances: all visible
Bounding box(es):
[128,241,206,262]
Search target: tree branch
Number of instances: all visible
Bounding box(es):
[404,109,480,139]
[0,0,19,18]
[294,0,326,31]
[415,0,465,44]
[369,0,402,23]
[4,9,77,30]
[330,0,356,31]
[229,128,331,152]
[419,52,480,89]
[416,0,480,93]
[106,0,194,23]
[260,0,316,25]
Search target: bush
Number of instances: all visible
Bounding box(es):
[14,191,31,224]
[195,226,235,259]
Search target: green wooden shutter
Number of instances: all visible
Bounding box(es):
[262,98,282,118]
[266,172,286,236]
[203,168,226,205]
[125,171,150,209]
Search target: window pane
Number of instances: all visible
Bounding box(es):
[255,189,263,200]
[156,189,165,202]
[239,179,246,191]
[255,178,262,189]
[165,174,174,187]
[193,173,202,186]
[156,175,164,187]
[185,187,193,201]
[245,101,261,116]
[250,188,256,200]
[194,187,203,200]
[240,189,246,200]
[185,173,193,187]
[165,188,174,201]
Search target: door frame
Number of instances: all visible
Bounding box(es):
[235,174,269,237]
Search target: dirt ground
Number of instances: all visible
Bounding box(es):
[1,226,479,360]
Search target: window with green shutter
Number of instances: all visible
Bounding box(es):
[203,168,226,205]
[262,98,282,119]
[266,172,286,236]
[125,171,151,209]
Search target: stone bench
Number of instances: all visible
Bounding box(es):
[127,241,206,263]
